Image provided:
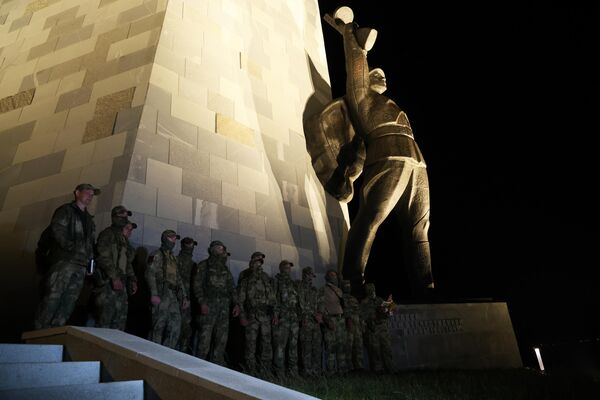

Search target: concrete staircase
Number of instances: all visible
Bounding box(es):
[0,343,143,400]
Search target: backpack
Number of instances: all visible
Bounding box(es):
[35,225,54,275]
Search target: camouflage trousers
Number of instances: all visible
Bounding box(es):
[365,321,393,373]
[193,300,230,365]
[149,288,181,349]
[93,281,128,330]
[178,305,192,354]
[346,317,364,370]
[322,314,347,374]
[244,312,272,376]
[299,318,322,376]
[272,316,299,378]
[34,261,86,329]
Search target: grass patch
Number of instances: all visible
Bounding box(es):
[286,368,600,400]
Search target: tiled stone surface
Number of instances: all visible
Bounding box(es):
[1,0,347,342]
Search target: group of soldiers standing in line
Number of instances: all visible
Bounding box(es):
[33,183,396,383]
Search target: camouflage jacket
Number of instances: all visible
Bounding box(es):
[360,295,390,329]
[238,268,275,319]
[297,280,323,321]
[191,256,236,306]
[95,225,136,284]
[48,201,96,266]
[321,283,344,317]
[272,273,300,320]
[145,247,186,301]
[177,249,195,299]
[342,292,361,324]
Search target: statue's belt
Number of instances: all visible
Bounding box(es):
[366,124,414,142]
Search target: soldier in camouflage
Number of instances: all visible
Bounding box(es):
[92,205,138,330]
[191,240,239,365]
[145,229,189,349]
[238,256,276,378]
[320,269,348,376]
[177,237,197,354]
[34,183,100,329]
[342,279,364,371]
[297,266,323,377]
[360,283,394,373]
[272,260,300,381]
[237,251,265,286]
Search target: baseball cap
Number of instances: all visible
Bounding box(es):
[279,260,294,268]
[302,266,316,277]
[111,205,132,216]
[74,183,101,195]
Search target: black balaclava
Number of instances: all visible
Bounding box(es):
[161,230,179,252]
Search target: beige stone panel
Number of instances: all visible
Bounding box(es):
[92,131,127,163]
[0,60,37,99]
[97,0,144,18]
[56,70,86,95]
[54,85,92,113]
[181,0,209,26]
[61,141,96,172]
[226,140,263,171]
[12,132,57,164]
[0,207,19,233]
[146,158,182,193]
[218,77,245,112]
[3,178,42,211]
[148,63,178,94]
[90,64,151,100]
[291,202,321,231]
[36,35,97,71]
[64,102,95,129]
[18,96,56,123]
[30,110,68,139]
[35,168,81,205]
[79,158,113,188]
[53,123,84,152]
[55,24,94,51]
[197,128,226,157]
[215,114,255,147]
[207,90,234,119]
[132,81,148,107]
[116,0,159,25]
[20,29,51,51]
[209,154,236,185]
[153,45,185,76]
[122,179,157,216]
[238,210,266,240]
[222,181,255,214]
[178,76,207,108]
[238,164,269,195]
[129,9,167,37]
[41,4,78,29]
[157,190,193,223]
[194,200,239,234]
[248,6,273,30]
[0,28,19,48]
[168,139,207,172]
[107,27,160,61]
[172,26,205,56]
[183,60,220,92]
[171,95,216,133]
[240,53,263,80]
[48,14,85,39]
[256,114,290,145]
[0,109,22,130]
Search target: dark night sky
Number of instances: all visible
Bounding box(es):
[317,2,600,367]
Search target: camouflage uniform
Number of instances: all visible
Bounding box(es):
[34,185,99,329]
[237,251,265,286]
[145,230,187,349]
[342,280,364,370]
[92,209,137,330]
[297,266,323,377]
[360,283,394,373]
[320,269,347,375]
[177,237,197,354]
[191,240,238,365]
[272,260,300,380]
[238,259,275,377]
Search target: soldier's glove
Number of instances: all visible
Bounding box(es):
[150,295,161,305]
[111,278,124,291]
[182,299,190,309]
[272,316,279,326]
[232,304,241,317]
[200,304,209,315]
[346,318,353,331]
[240,318,249,327]
[314,313,323,324]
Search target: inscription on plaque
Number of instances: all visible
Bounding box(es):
[390,313,464,336]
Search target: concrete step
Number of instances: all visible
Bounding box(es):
[0,380,144,400]
[0,361,100,391]
[0,344,63,363]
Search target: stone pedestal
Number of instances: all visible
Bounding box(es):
[387,302,522,369]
